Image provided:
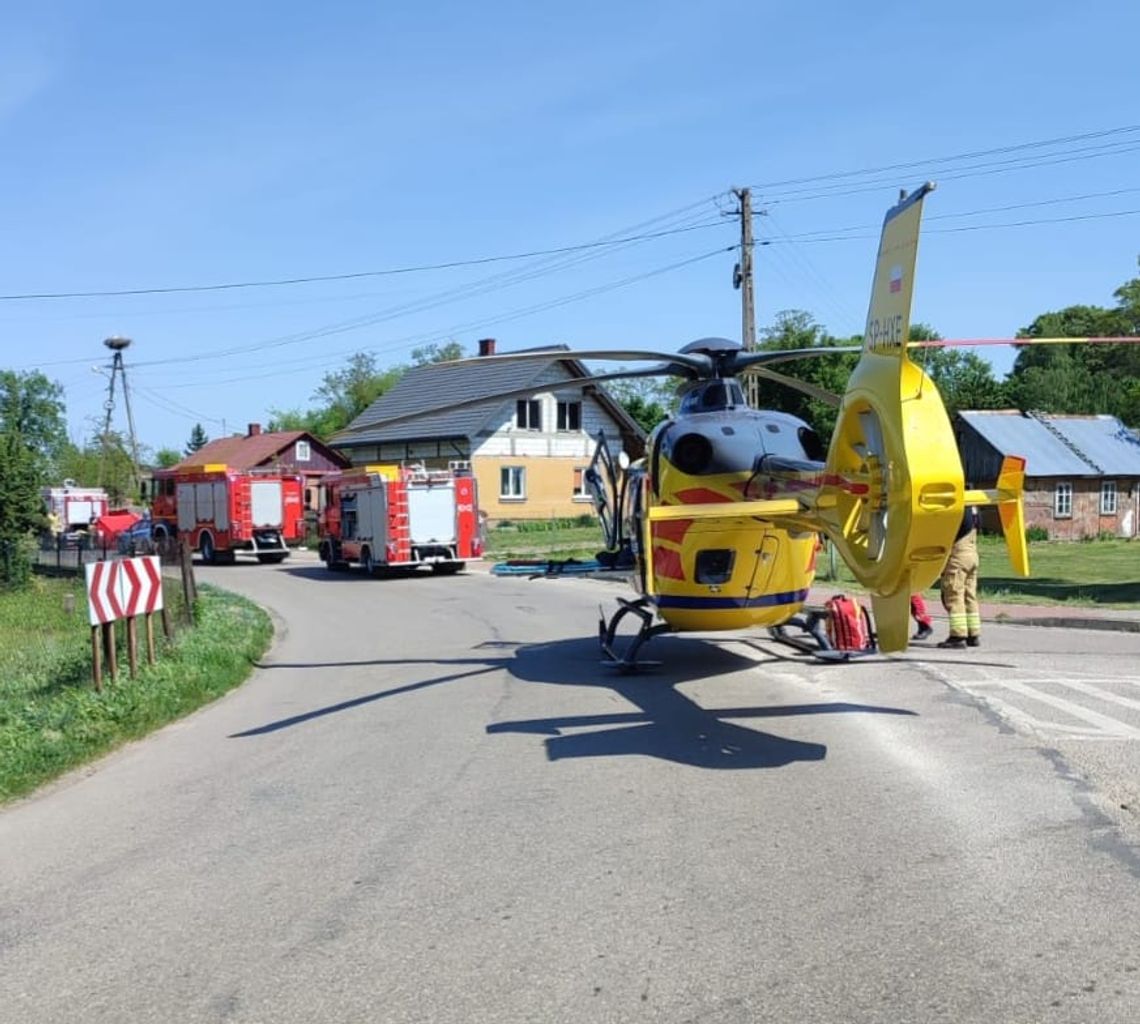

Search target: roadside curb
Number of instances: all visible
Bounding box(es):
[989,613,1140,633]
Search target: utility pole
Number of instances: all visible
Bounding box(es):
[98,336,142,499]
[732,187,759,407]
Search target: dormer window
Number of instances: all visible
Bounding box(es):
[516,399,542,431]
[557,401,581,431]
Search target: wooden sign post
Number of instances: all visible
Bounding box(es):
[85,556,167,689]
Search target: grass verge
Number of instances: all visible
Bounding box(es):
[487,524,1140,608]
[0,576,272,804]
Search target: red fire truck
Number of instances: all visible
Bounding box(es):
[149,463,306,564]
[42,481,109,535]
[317,464,481,575]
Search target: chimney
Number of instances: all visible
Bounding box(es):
[477,338,496,357]
[248,423,261,437]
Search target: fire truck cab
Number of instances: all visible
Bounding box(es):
[150,463,305,564]
[318,464,480,575]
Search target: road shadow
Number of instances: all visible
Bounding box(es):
[233,634,917,771]
[492,636,916,769]
[279,565,468,583]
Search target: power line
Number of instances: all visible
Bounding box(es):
[152,245,735,391]
[764,206,1140,245]
[21,204,727,373]
[748,123,1140,192]
[755,140,1140,205]
[0,218,725,303]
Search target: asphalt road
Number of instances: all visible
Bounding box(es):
[3,553,1140,1023]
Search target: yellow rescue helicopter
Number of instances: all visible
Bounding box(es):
[437,182,1036,667]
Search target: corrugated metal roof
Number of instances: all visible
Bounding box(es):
[958,411,1140,476]
[1050,415,1140,474]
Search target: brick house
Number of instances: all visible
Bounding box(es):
[172,424,351,514]
[955,410,1140,539]
[331,340,645,523]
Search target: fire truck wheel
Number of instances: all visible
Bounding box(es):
[200,532,216,564]
[431,562,464,575]
[362,547,376,576]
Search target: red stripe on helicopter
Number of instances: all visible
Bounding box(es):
[754,474,870,498]
[674,487,733,504]
[652,519,693,544]
[652,546,686,581]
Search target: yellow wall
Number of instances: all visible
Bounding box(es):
[474,456,596,522]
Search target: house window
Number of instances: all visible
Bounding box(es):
[573,466,591,500]
[557,401,582,432]
[500,466,526,500]
[295,440,311,462]
[516,400,541,431]
[1054,481,1072,518]
[1101,480,1118,515]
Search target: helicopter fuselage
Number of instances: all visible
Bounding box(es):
[628,387,827,633]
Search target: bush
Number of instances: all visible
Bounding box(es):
[1025,525,1049,543]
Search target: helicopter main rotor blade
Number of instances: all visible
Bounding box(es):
[442,347,714,374]
[730,346,862,372]
[752,366,842,407]
[908,336,1140,348]
[334,365,681,436]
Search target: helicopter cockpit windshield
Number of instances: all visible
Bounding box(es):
[679,380,745,415]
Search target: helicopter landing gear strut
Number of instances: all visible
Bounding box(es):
[599,597,671,673]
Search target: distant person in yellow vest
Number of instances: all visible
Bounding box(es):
[938,504,982,649]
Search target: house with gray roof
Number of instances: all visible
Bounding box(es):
[956,410,1140,539]
[332,339,645,523]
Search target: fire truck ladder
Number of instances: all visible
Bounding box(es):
[387,479,411,563]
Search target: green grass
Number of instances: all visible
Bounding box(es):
[484,524,603,562]
[0,576,272,804]
[487,523,1140,607]
[813,535,1140,607]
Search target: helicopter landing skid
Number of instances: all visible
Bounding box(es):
[598,597,671,673]
[767,609,879,662]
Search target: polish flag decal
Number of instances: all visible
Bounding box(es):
[889,265,903,294]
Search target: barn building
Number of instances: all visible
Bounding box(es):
[955,411,1140,540]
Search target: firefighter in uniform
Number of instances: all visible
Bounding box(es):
[938,504,982,649]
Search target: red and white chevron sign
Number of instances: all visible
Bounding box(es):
[85,560,123,626]
[85,557,164,626]
[120,556,164,617]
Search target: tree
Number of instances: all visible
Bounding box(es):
[0,370,67,472]
[906,324,1006,416]
[757,310,859,438]
[154,448,181,469]
[1007,265,1140,424]
[306,352,405,437]
[184,423,210,455]
[411,341,465,366]
[0,370,66,586]
[605,376,676,434]
[56,431,145,505]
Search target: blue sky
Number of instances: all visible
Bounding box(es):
[2,1,1138,452]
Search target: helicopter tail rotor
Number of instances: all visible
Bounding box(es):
[814,183,965,649]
